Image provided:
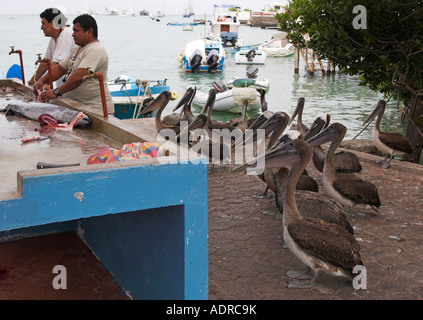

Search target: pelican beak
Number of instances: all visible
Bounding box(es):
[139,91,171,115]
[304,115,328,141]
[288,97,305,126]
[307,124,338,147]
[364,100,385,125]
[231,140,298,174]
[232,111,273,148]
[173,86,196,112]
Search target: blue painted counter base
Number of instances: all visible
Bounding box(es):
[0,159,208,300]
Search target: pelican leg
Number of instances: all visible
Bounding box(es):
[381,153,394,169]
[251,186,269,199]
[286,268,317,288]
[375,154,388,164]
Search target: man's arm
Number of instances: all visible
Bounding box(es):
[33,63,67,96]
[39,68,87,102]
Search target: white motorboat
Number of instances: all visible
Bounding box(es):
[192,67,269,113]
[178,38,226,73]
[193,86,261,113]
[210,4,243,47]
[258,33,295,57]
[234,49,267,64]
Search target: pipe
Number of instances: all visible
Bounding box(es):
[83,69,108,118]
[35,54,53,89]
[9,46,26,85]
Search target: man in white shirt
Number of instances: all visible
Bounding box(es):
[28,8,77,88]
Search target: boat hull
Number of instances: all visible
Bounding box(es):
[234,50,267,64]
[192,88,261,113]
[108,76,169,119]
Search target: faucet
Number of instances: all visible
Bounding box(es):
[83,68,108,118]
[8,46,26,85]
[35,54,53,89]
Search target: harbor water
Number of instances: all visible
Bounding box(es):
[0,13,404,140]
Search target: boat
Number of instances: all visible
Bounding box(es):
[104,7,119,15]
[210,4,243,47]
[108,75,171,119]
[258,33,295,57]
[183,0,194,17]
[178,38,226,73]
[182,25,194,31]
[167,22,200,26]
[192,67,269,113]
[140,10,149,16]
[234,49,267,64]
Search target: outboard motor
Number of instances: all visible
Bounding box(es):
[246,49,256,62]
[212,79,227,92]
[246,66,259,79]
[207,49,219,73]
[190,49,203,74]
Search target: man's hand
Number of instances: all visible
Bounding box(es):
[40,89,57,103]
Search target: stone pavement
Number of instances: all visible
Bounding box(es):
[207,149,423,300]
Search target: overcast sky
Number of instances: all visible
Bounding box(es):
[0,0,288,15]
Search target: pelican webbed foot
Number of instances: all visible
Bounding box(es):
[286,268,317,288]
[251,187,269,199]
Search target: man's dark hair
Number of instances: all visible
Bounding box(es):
[40,8,61,23]
[73,15,98,38]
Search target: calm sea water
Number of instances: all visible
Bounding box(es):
[0,13,404,140]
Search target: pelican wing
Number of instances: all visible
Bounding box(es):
[288,220,362,276]
[333,179,381,207]
[379,132,412,154]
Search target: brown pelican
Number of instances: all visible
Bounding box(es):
[364,100,413,169]
[170,85,197,123]
[305,113,362,173]
[139,91,184,135]
[177,91,231,172]
[308,123,381,213]
[202,89,250,132]
[232,134,352,231]
[288,97,308,136]
[233,139,361,288]
[160,86,197,125]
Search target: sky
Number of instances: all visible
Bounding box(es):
[0,0,288,15]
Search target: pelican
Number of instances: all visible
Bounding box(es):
[170,85,197,123]
[232,139,361,288]
[231,110,274,149]
[202,89,251,133]
[258,128,319,198]
[305,114,362,173]
[364,100,412,169]
[308,123,381,213]
[139,91,184,135]
[288,97,308,136]
[160,86,197,125]
[177,91,231,172]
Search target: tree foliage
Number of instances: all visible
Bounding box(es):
[276,0,423,101]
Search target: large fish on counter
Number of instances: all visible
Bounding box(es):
[1,101,91,128]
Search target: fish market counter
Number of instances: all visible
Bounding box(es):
[0,80,208,300]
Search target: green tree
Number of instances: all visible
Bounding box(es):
[276,0,423,163]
